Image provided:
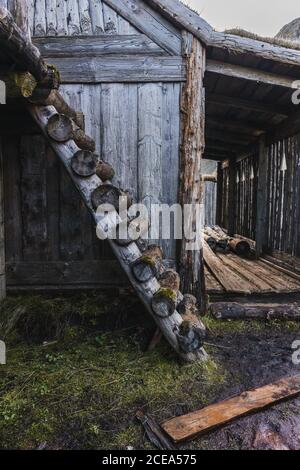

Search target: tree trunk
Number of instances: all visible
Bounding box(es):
[179,34,206,311]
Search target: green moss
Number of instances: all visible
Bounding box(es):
[139,255,156,268]
[1,294,298,450]
[156,288,177,303]
[0,294,228,450]
[204,315,300,335]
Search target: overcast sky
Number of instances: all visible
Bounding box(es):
[185,0,299,37]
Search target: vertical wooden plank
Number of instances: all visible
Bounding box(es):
[138,83,163,247]
[2,137,23,263]
[45,146,60,260]
[162,82,180,260]
[78,0,93,34]
[118,15,137,34]
[256,135,268,257]
[34,0,47,36]
[46,0,57,35]
[56,0,69,35]
[227,155,236,237]
[0,139,6,299]
[20,135,48,261]
[103,3,117,34]
[59,84,95,260]
[216,161,223,226]
[66,0,81,35]
[80,84,101,155]
[101,83,138,198]
[28,0,35,36]
[88,0,105,34]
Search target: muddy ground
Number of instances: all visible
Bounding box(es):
[0,293,299,450]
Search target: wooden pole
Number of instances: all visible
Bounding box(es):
[216,161,223,226]
[179,33,206,310]
[227,155,236,237]
[256,135,268,257]
[0,139,5,300]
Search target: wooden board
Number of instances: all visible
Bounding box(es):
[203,241,252,294]
[162,375,300,443]
[204,266,224,294]
[48,56,186,83]
[205,251,300,296]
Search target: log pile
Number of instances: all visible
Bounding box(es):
[203,225,252,258]
[0,6,208,362]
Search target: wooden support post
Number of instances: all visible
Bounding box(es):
[227,155,236,237]
[256,135,268,257]
[216,162,223,226]
[179,34,206,310]
[0,139,5,300]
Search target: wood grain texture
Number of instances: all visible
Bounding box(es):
[179,35,206,307]
[162,375,300,443]
[206,59,300,90]
[46,56,185,83]
[102,0,182,55]
[34,35,164,57]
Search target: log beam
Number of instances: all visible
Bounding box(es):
[211,302,300,320]
[207,59,300,89]
[179,35,206,310]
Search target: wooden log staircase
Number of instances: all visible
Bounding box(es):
[0,5,208,362]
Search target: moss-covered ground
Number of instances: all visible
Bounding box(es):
[0,293,299,450]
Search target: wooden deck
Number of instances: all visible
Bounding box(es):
[205,250,300,302]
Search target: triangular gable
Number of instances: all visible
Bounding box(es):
[29,0,182,56]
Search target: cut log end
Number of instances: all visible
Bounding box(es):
[177,321,206,353]
[91,184,133,212]
[47,113,72,142]
[71,150,97,177]
[229,239,251,257]
[152,288,177,318]
[96,160,115,182]
[131,245,163,282]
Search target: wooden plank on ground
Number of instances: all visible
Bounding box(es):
[217,254,270,293]
[240,257,300,293]
[203,241,252,294]
[204,266,224,294]
[162,375,300,443]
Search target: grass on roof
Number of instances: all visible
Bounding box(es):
[224,28,300,52]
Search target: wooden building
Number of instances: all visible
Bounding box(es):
[1,0,300,357]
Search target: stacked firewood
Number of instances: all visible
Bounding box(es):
[203,225,253,258]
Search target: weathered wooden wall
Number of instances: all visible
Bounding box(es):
[1,0,184,290]
[220,134,300,256]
